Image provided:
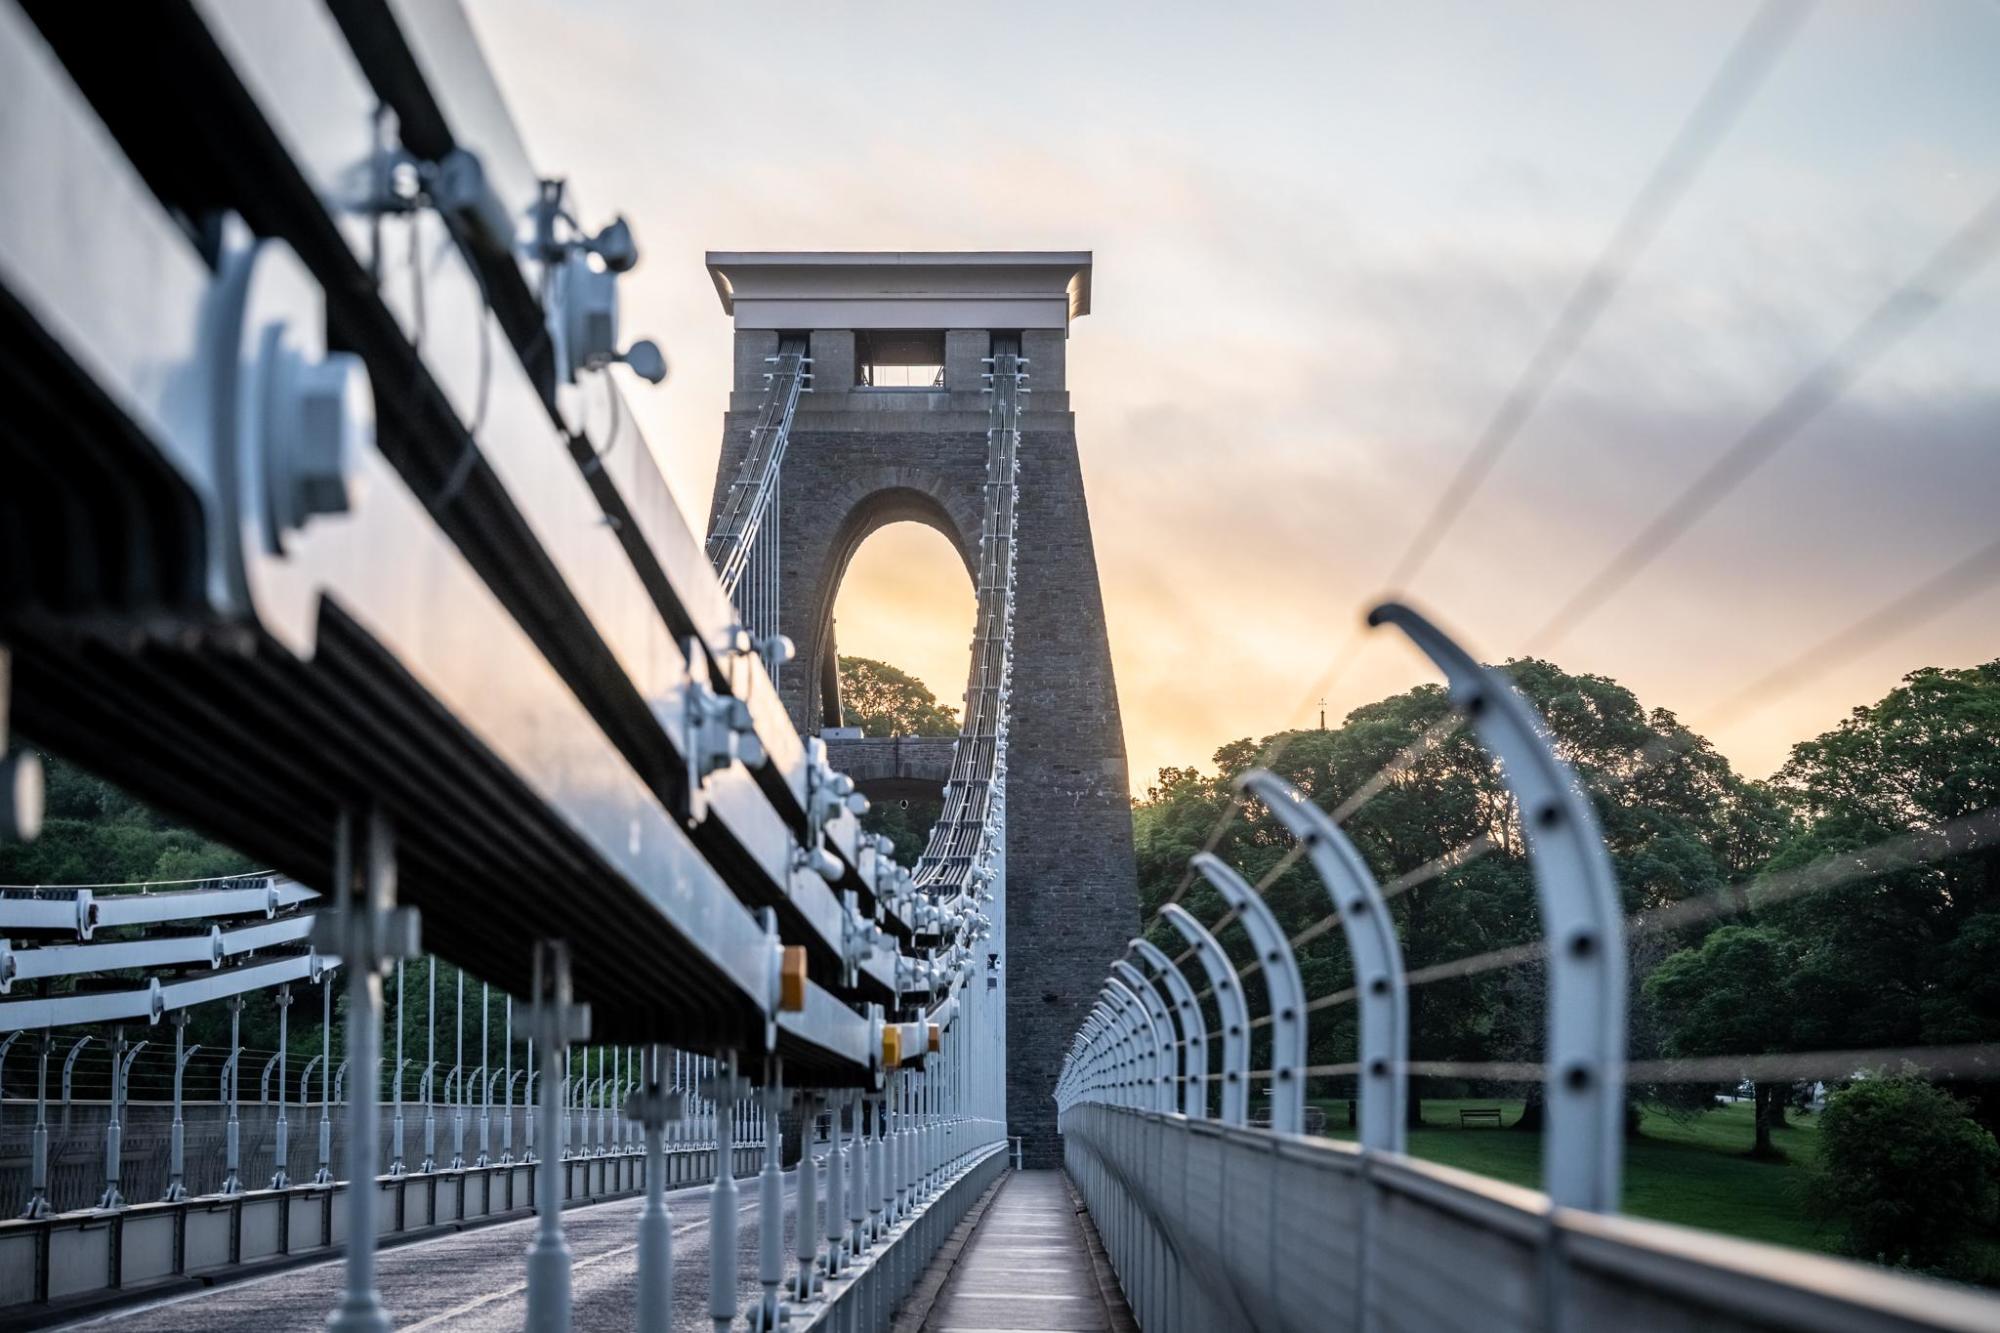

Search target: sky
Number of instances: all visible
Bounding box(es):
[469,0,2000,789]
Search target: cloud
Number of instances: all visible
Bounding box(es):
[468,0,2000,788]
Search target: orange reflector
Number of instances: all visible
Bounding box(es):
[780,946,807,1013]
[928,1023,941,1053]
[882,1026,903,1067]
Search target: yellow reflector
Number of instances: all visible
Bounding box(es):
[780,946,807,1013]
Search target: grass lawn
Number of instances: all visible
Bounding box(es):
[1310,1095,2000,1284]
[1312,1097,1831,1251]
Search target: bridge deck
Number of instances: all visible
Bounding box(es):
[57,1175,794,1332]
[921,1172,1132,1333]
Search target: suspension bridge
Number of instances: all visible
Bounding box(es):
[0,2,1997,1331]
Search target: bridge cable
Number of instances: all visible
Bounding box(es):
[1149,1,1809,918]
[1166,524,2000,993]
[1527,185,2000,652]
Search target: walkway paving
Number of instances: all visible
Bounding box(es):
[922,1171,1129,1333]
[59,1173,796,1332]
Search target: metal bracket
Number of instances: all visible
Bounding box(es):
[1110,960,1177,1112]
[1130,938,1207,1119]
[1371,601,1625,1212]
[686,637,767,823]
[529,177,662,386]
[1241,769,1408,1153]
[1191,852,1306,1132]
[1161,904,1250,1124]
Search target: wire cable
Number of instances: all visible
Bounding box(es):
[1149,1,1810,918]
[1530,185,2000,651]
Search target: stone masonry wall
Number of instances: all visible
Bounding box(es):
[712,337,1138,1168]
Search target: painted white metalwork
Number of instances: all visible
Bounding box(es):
[1130,938,1207,1118]
[1159,905,1250,1124]
[1242,768,1410,1154]
[1110,960,1177,1113]
[1371,602,1626,1212]
[1192,851,1307,1133]
[526,941,590,1333]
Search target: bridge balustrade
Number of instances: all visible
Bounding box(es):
[0,1,1016,1326]
[1057,603,2000,1333]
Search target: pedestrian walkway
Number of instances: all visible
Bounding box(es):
[922,1171,1133,1333]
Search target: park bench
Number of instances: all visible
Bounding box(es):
[1459,1107,1504,1128]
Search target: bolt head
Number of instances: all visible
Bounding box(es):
[280,351,370,532]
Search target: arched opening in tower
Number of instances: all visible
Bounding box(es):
[824,521,975,863]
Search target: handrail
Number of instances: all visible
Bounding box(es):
[1241,768,1409,1153]
[1158,905,1249,1124]
[1370,602,1626,1211]
[1192,850,1306,1133]
[1129,938,1207,1118]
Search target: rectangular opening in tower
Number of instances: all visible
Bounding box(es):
[857,330,946,389]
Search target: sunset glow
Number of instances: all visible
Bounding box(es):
[473,0,2000,787]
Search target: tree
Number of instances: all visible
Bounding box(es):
[1643,926,1798,1157]
[837,657,959,738]
[1130,659,1778,1128]
[1807,1076,2000,1277]
[1763,661,2000,1128]
[0,753,253,885]
[860,796,942,865]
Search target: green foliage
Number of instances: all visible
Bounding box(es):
[1808,1077,2000,1276]
[1644,925,1799,1155]
[1131,659,1786,1120]
[1758,662,2000,1120]
[837,657,959,738]
[860,796,942,865]
[0,754,254,886]
[1645,926,1796,1057]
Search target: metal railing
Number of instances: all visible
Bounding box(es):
[0,3,1010,1329]
[1056,602,2000,1332]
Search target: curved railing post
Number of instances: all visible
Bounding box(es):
[1083,1009,1108,1091]
[390,1058,412,1176]
[98,1031,139,1208]
[1241,769,1409,1154]
[1161,905,1250,1125]
[524,1065,540,1164]
[23,1031,54,1217]
[304,1052,333,1186]
[1372,601,1626,1212]
[165,1016,197,1201]
[1111,961,1177,1112]
[1100,985,1144,1108]
[1085,1003,1122,1106]
[1191,853,1306,1134]
[418,1061,438,1172]
[61,1035,91,1128]
[1075,1012,1108,1107]
[272,984,293,1189]
[219,995,243,1195]
[390,959,406,1177]
[1131,939,1208,1119]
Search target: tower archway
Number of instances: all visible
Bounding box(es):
[706,252,1137,1166]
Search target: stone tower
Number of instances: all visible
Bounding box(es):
[705,252,1138,1165]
